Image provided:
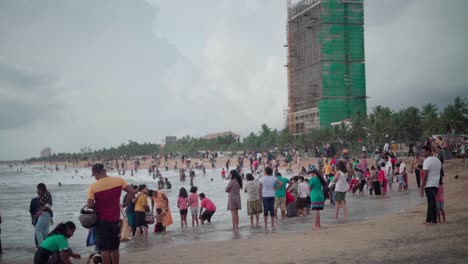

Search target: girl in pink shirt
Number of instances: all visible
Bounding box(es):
[177,187,189,228]
[378,163,387,197]
[188,186,199,226]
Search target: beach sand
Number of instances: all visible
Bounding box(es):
[115,158,468,264]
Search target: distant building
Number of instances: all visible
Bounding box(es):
[40,147,51,158]
[286,0,366,134]
[165,136,177,145]
[201,131,240,141]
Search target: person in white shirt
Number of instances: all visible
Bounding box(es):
[398,160,408,190]
[296,176,309,217]
[383,143,389,152]
[385,158,393,189]
[420,146,442,225]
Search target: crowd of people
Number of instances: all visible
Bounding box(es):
[23,135,460,264]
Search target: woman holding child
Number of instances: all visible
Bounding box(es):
[151,190,173,232]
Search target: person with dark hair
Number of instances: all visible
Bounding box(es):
[259,167,283,229]
[309,169,325,229]
[151,189,173,232]
[189,186,199,227]
[420,145,441,225]
[164,178,172,190]
[244,173,262,226]
[379,162,388,197]
[177,187,189,228]
[370,166,381,196]
[226,170,243,230]
[331,160,349,220]
[154,208,164,233]
[87,163,136,264]
[199,193,216,225]
[35,183,53,246]
[274,172,291,220]
[296,176,309,216]
[123,185,138,236]
[411,153,423,188]
[34,221,81,264]
[134,185,149,236]
[29,195,40,246]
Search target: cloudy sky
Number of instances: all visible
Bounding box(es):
[0,0,467,160]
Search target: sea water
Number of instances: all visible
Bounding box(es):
[0,164,421,264]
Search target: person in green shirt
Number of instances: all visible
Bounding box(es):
[34,221,81,264]
[274,172,291,220]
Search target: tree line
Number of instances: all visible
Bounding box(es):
[27,96,467,162]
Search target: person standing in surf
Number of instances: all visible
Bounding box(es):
[225,170,243,230]
[34,183,53,246]
[87,163,136,264]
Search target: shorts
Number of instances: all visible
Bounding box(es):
[437,202,444,210]
[94,220,120,251]
[274,197,286,210]
[199,210,215,222]
[247,199,263,215]
[180,209,188,215]
[335,192,346,202]
[296,197,308,210]
[190,207,199,215]
[262,197,275,217]
[34,247,53,264]
[135,211,147,228]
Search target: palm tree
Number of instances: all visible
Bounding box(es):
[421,103,440,138]
[441,104,465,133]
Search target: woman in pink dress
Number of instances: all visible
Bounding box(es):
[225,170,243,230]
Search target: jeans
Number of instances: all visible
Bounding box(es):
[35,211,52,245]
[262,197,275,217]
[415,170,421,188]
[425,187,438,223]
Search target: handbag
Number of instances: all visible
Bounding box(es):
[328,182,335,189]
[79,205,96,228]
[145,211,155,225]
[120,208,131,241]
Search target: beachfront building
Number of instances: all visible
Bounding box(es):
[286,0,366,135]
[40,147,51,158]
[165,136,177,145]
[201,131,240,142]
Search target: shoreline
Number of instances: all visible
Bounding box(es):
[119,159,468,263]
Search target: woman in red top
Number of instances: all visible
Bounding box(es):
[378,163,387,197]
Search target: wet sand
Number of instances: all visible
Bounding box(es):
[119,159,468,264]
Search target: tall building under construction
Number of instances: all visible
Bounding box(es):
[286,0,366,135]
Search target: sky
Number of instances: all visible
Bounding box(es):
[0,0,467,160]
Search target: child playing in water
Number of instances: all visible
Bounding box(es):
[154,208,164,233]
[188,186,199,227]
[177,187,189,228]
[199,193,216,225]
[396,172,405,192]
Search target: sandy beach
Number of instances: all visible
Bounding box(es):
[110,158,468,264]
[26,156,468,263]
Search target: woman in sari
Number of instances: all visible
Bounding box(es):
[151,190,173,232]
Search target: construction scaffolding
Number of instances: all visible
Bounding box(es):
[287,0,366,135]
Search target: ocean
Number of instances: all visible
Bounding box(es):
[0,164,421,264]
